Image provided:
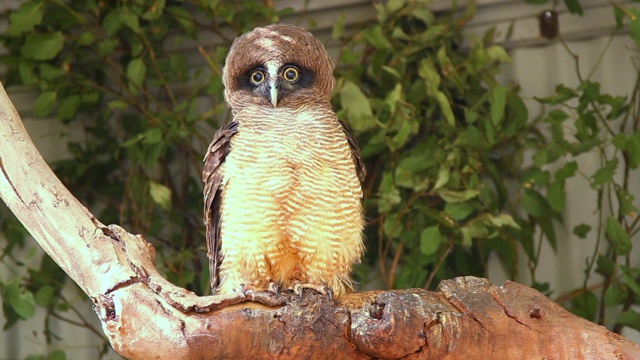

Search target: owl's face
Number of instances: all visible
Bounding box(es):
[222,24,335,112]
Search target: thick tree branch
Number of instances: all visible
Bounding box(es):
[0,81,639,359]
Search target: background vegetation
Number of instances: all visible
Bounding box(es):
[0,0,639,358]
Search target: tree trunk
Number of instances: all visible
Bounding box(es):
[0,81,638,359]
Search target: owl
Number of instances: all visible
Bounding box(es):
[203,24,365,298]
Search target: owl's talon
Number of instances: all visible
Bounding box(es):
[268,282,280,296]
[289,283,333,300]
[244,289,256,301]
[323,286,333,301]
[293,284,304,300]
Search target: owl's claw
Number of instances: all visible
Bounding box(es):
[268,282,280,296]
[293,284,304,300]
[290,283,333,301]
[242,288,257,302]
[324,286,333,302]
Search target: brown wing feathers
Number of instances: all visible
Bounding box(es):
[339,120,366,183]
[202,121,238,291]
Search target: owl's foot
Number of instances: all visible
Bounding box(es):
[291,283,333,301]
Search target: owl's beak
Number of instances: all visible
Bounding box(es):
[269,84,279,108]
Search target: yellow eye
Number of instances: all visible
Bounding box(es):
[250,70,265,85]
[282,66,299,82]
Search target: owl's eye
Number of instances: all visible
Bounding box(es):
[250,70,265,85]
[282,66,299,82]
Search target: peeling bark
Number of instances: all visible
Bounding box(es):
[1,81,639,359]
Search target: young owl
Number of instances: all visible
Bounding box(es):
[203,24,365,298]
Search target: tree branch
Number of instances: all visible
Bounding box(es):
[0,81,639,359]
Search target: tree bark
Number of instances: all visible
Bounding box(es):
[0,81,638,359]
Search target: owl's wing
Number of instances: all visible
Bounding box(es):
[339,120,366,182]
[203,121,238,292]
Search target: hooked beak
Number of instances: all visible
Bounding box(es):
[269,82,278,108]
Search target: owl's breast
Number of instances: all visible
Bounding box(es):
[222,108,360,209]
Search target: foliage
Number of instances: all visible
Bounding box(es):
[522,0,640,333]
[1,0,640,356]
[333,0,526,291]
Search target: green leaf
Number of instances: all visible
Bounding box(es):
[536,84,577,104]
[591,159,617,188]
[627,7,640,46]
[521,168,550,187]
[386,0,406,13]
[35,285,56,307]
[522,189,550,218]
[149,181,172,210]
[57,95,81,121]
[47,350,68,360]
[616,310,640,332]
[127,58,147,94]
[596,255,616,276]
[540,218,557,251]
[19,60,37,84]
[21,32,65,60]
[2,279,36,320]
[570,290,597,321]
[434,163,450,190]
[613,131,640,169]
[435,91,455,126]
[420,226,443,256]
[461,218,489,245]
[118,10,140,33]
[491,85,508,127]
[388,121,414,151]
[616,189,638,216]
[412,8,434,25]
[614,7,625,30]
[77,32,96,46]
[142,128,163,144]
[383,214,404,238]
[378,172,401,212]
[419,59,441,91]
[8,1,43,35]
[444,202,474,220]
[437,189,479,203]
[103,9,140,36]
[564,0,584,15]
[572,224,591,239]
[604,285,626,307]
[109,100,129,110]
[102,11,122,36]
[142,0,166,20]
[332,16,346,39]
[34,91,57,117]
[555,161,577,181]
[485,214,521,229]
[340,81,376,131]
[361,25,393,50]
[547,180,565,212]
[622,272,640,296]
[39,63,66,81]
[166,6,196,34]
[606,217,631,255]
[486,45,510,63]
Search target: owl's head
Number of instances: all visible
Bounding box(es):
[222,24,335,112]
